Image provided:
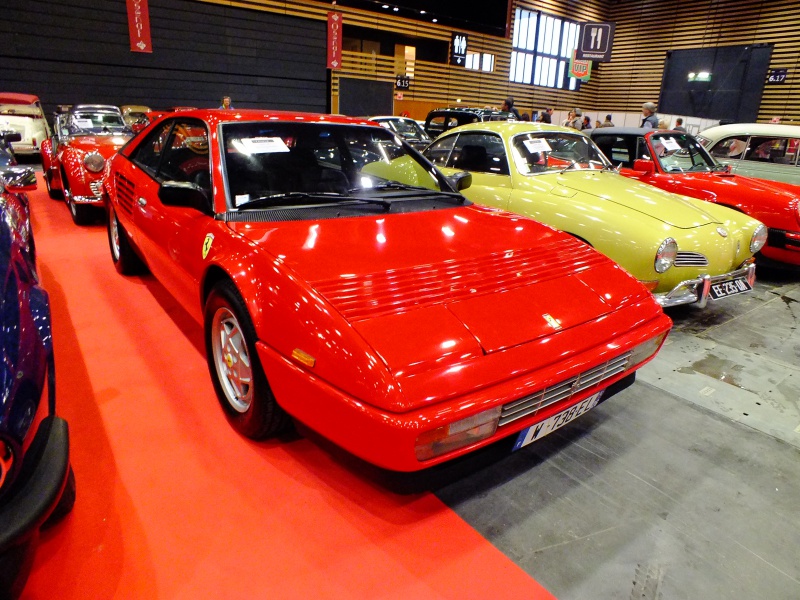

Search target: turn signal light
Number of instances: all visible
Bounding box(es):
[415,406,502,461]
[639,280,659,291]
[625,332,668,370]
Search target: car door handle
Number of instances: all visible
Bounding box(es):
[137,197,147,207]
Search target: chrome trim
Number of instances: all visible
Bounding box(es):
[72,195,102,204]
[89,180,103,198]
[498,351,632,427]
[674,251,709,267]
[654,262,756,308]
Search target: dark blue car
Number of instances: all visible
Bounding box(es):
[0,166,73,598]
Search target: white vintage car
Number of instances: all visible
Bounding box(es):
[0,93,51,156]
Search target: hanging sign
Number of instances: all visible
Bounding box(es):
[450,33,468,66]
[327,12,342,70]
[569,51,592,81]
[576,22,615,62]
[126,0,152,53]
[395,75,411,90]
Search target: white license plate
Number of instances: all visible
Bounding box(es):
[709,276,752,300]
[512,391,603,451]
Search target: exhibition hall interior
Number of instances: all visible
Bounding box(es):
[1,0,798,598]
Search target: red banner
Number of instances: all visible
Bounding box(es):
[126,0,153,53]
[327,12,342,69]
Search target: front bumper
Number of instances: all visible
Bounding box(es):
[259,301,671,471]
[654,262,756,308]
[0,416,70,593]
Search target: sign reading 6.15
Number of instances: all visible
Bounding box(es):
[395,75,410,90]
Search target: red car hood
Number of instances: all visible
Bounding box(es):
[227,205,651,376]
[66,135,131,157]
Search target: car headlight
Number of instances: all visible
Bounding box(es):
[83,152,105,173]
[654,238,677,273]
[750,224,768,253]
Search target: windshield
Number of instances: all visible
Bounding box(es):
[510,132,610,175]
[379,118,431,142]
[69,112,129,134]
[221,121,448,208]
[648,133,719,172]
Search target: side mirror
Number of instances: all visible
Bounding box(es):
[0,167,37,192]
[448,171,472,191]
[2,132,22,145]
[159,180,210,212]
[632,159,655,174]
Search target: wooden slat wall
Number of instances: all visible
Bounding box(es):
[602,0,800,123]
[1,0,328,115]
[201,0,608,118]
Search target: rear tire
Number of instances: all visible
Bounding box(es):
[204,280,291,439]
[107,206,147,275]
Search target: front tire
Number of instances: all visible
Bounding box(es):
[107,205,146,275]
[204,280,291,439]
[62,170,93,226]
[44,170,62,200]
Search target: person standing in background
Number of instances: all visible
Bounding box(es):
[501,97,521,120]
[582,115,592,130]
[674,118,687,132]
[599,114,615,128]
[641,102,659,129]
[540,108,553,124]
[219,96,234,109]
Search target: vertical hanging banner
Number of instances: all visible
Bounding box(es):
[328,12,342,69]
[126,0,153,53]
[569,51,592,81]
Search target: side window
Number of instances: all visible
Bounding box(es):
[744,136,797,165]
[709,136,749,160]
[130,120,174,175]
[158,120,211,195]
[426,116,446,136]
[448,132,510,175]
[423,135,456,166]
[592,135,629,166]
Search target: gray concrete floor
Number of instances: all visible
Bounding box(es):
[434,266,800,599]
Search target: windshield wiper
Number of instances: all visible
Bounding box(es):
[559,160,579,173]
[237,191,345,209]
[352,182,466,201]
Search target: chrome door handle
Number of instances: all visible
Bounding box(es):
[137,197,147,207]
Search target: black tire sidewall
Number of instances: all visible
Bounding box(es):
[204,280,287,439]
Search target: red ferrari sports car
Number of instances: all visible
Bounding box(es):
[591,128,800,266]
[103,109,671,471]
[41,105,132,224]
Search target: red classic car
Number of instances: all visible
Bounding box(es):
[41,105,133,224]
[591,128,800,266]
[102,109,671,471]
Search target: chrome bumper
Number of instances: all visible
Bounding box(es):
[653,262,756,308]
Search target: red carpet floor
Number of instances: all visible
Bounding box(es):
[21,174,555,599]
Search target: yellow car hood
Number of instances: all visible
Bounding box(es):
[556,171,722,229]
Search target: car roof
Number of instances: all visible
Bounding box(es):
[699,122,800,140]
[0,93,40,105]
[148,108,377,128]
[590,127,680,136]
[436,121,584,136]
[71,104,123,114]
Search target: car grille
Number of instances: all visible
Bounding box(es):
[312,238,608,322]
[675,251,709,267]
[115,173,135,215]
[498,351,632,427]
[90,180,103,198]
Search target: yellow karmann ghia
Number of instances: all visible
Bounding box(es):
[423,122,767,308]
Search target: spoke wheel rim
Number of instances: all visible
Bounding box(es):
[211,307,253,413]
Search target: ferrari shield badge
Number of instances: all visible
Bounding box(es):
[543,313,562,330]
[202,233,214,259]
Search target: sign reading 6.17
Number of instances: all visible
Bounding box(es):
[767,69,788,84]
